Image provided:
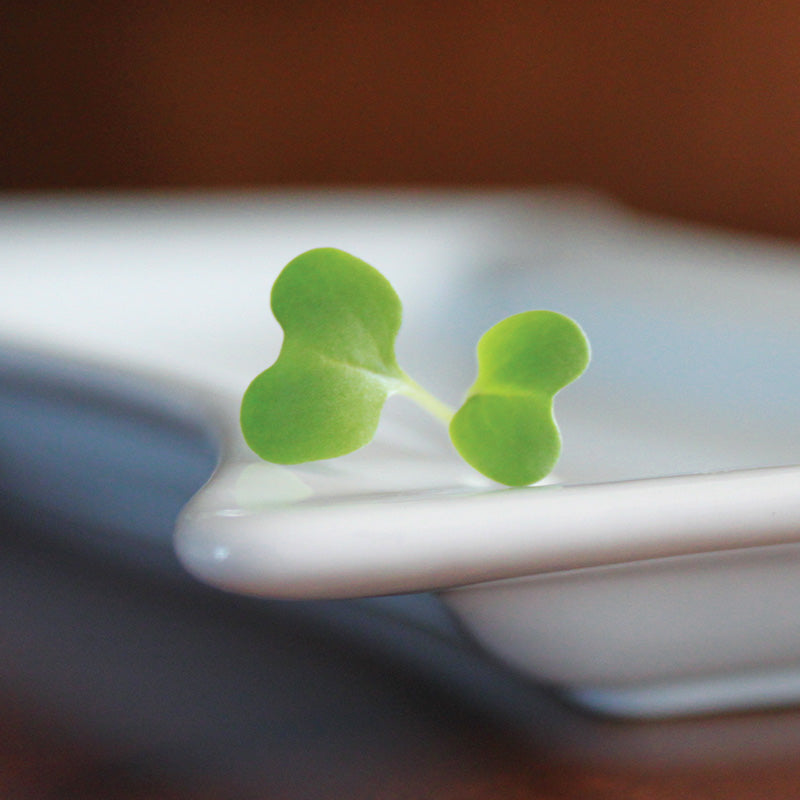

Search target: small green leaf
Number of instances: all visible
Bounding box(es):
[242,249,590,489]
[240,248,406,464]
[449,311,590,486]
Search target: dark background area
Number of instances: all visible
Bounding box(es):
[4,1,800,238]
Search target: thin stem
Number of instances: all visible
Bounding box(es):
[396,373,456,425]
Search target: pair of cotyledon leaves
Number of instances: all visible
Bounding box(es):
[240,248,590,487]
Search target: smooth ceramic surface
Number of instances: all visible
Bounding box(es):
[3,190,800,717]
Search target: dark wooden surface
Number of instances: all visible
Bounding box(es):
[4,1,800,239]
[6,518,800,800]
[8,666,800,800]
[3,705,800,800]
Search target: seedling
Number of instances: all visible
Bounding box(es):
[240,248,589,486]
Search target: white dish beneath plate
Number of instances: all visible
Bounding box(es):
[3,189,800,718]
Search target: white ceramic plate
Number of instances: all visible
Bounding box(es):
[3,190,800,717]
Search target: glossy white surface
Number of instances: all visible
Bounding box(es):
[4,190,800,716]
[177,456,800,599]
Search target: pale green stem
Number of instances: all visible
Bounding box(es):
[396,373,455,425]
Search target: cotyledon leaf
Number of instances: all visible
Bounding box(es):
[242,248,590,487]
[240,248,408,464]
[449,311,590,486]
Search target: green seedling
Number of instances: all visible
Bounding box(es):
[240,247,589,486]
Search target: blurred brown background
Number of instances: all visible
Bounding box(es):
[4,1,800,238]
